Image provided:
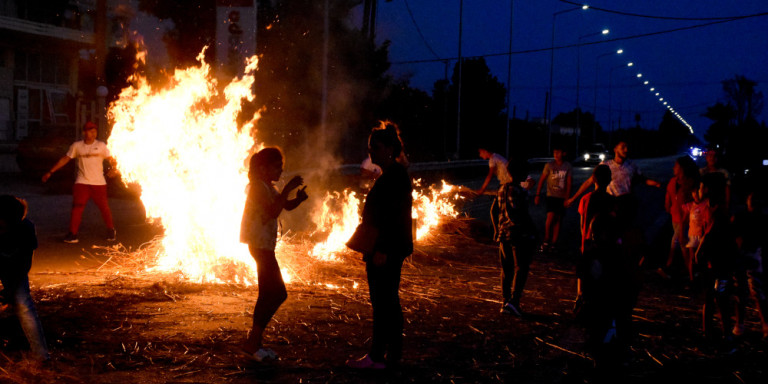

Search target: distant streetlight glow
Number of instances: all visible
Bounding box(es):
[650,87,655,91]
[636,73,642,78]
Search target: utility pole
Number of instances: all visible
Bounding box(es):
[455,0,463,159]
[94,0,107,84]
[504,0,514,159]
[362,0,378,41]
[442,60,450,160]
[320,0,329,149]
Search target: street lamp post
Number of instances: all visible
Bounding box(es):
[592,49,623,143]
[608,61,633,139]
[547,4,587,154]
[576,28,609,154]
[455,0,464,159]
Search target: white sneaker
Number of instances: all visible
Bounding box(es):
[501,301,523,317]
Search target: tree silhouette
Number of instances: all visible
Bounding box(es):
[703,102,735,149]
[704,75,767,173]
[433,58,507,159]
[552,108,602,155]
[722,75,764,125]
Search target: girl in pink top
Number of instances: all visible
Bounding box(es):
[684,181,713,263]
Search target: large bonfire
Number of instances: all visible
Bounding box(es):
[106,50,464,286]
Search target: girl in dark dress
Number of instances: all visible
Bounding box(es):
[347,122,413,370]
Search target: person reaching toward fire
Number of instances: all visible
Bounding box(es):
[475,147,513,196]
[491,158,538,317]
[346,122,413,370]
[238,147,308,362]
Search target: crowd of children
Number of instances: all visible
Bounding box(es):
[3,135,766,377]
[485,143,766,374]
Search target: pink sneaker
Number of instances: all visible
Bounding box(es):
[346,354,386,369]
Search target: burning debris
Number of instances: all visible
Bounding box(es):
[104,49,466,286]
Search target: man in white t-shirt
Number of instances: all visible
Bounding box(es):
[42,121,119,243]
[475,148,513,195]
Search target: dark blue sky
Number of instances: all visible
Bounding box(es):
[364,0,768,141]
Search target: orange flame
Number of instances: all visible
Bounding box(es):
[305,180,464,261]
[107,50,273,285]
[412,180,462,239]
[106,49,463,286]
[309,190,361,261]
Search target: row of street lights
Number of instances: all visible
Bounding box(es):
[608,59,694,135]
[638,68,694,134]
[547,4,694,154]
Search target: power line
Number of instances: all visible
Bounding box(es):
[391,12,768,65]
[558,0,767,21]
[402,0,441,59]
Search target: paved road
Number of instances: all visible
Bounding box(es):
[0,154,685,274]
[0,175,159,273]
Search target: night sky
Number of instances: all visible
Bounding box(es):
[368,0,768,141]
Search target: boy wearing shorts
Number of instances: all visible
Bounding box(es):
[535,145,572,252]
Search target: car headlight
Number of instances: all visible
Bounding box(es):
[599,154,605,161]
[584,154,590,160]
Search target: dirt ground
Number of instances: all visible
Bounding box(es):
[2,172,768,383]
